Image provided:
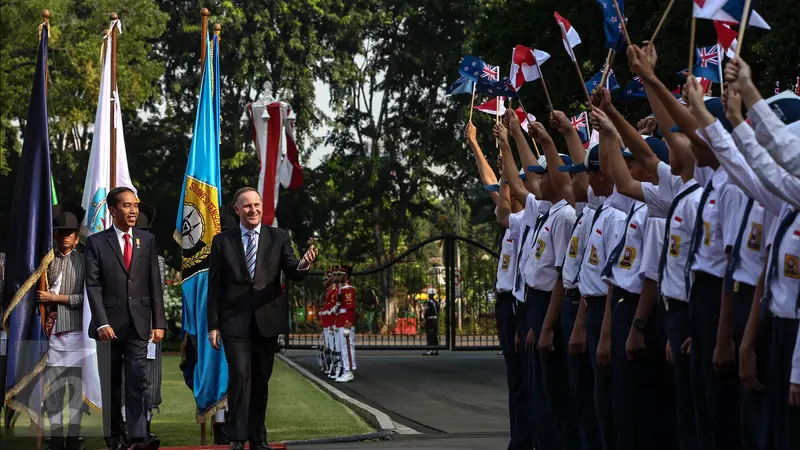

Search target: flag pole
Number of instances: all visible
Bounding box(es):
[468,84,476,122]
[600,49,614,90]
[495,96,500,149]
[515,99,541,158]
[734,0,753,58]
[649,0,675,44]
[109,13,118,189]
[537,65,554,111]
[611,0,631,47]
[688,16,696,75]
[201,8,210,68]
[573,58,592,106]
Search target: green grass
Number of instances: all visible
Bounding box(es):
[2,356,372,448]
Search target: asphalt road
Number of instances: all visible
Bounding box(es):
[287,349,512,449]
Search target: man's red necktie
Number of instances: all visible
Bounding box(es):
[123,234,132,271]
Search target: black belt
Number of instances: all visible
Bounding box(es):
[662,296,688,312]
[693,270,723,283]
[611,286,640,302]
[565,288,580,299]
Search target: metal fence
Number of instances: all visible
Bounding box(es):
[285,234,501,350]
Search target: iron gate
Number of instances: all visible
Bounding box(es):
[285,234,501,350]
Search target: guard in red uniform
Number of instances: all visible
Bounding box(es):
[336,266,357,383]
[328,266,343,379]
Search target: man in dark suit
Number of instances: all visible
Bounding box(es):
[208,187,318,450]
[85,187,166,450]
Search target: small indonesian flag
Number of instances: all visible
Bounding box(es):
[515,107,536,134]
[510,45,551,91]
[554,12,581,61]
[713,21,738,58]
[474,97,506,116]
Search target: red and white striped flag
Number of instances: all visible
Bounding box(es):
[554,12,581,61]
[514,107,536,134]
[248,97,304,227]
[713,21,738,58]
[474,97,506,116]
[510,45,551,91]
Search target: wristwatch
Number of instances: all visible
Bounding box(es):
[632,317,647,331]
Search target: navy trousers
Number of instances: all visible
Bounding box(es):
[689,272,743,450]
[610,287,675,450]
[762,317,800,450]
[584,295,614,450]
[731,283,768,450]
[662,298,699,450]
[497,292,533,450]
[561,291,602,450]
[527,287,579,450]
[516,300,550,449]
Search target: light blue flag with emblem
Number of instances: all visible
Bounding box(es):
[174,33,227,420]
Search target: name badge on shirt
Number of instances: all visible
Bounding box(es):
[501,254,511,271]
[785,254,800,279]
[619,246,636,269]
[703,222,711,246]
[747,222,763,250]
[535,239,546,259]
[568,237,579,258]
[588,245,599,266]
[669,235,680,257]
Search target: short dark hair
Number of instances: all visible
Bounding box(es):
[233,187,260,205]
[107,187,135,208]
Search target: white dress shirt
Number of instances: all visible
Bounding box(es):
[578,195,626,297]
[496,214,522,293]
[511,194,542,302]
[525,200,576,292]
[730,200,776,287]
[239,223,310,271]
[563,204,596,291]
[656,163,702,301]
[113,224,134,254]
[748,99,800,178]
[606,201,648,294]
[690,169,744,278]
[764,205,800,321]
[641,182,670,219]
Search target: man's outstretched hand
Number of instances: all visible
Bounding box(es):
[302,245,319,268]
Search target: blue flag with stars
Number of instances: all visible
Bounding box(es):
[618,76,647,100]
[596,0,627,50]
[585,67,620,94]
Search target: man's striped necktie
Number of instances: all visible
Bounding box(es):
[246,230,258,279]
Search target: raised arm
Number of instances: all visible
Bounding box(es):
[495,121,535,203]
[497,172,513,229]
[466,121,500,205]
[550,110,589,203]
[504,109,542,195]
[530,121,574,206]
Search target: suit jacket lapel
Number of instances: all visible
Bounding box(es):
[106,228,128,274]
[231,229,249,277]
[254,226,271,284]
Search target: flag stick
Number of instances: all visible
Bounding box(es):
[109,13,118,189]
[649,0,675,44]
[600,49,614,90]
[688,16,696,75]
[538,67,554,111]
[734,0,753,58]
[611,0,631,48]
[573,58,592,106]
[468,83,476,122]
[496,96,499,148]
[200,8,210,68]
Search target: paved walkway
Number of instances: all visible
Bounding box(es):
[286,349,511,448]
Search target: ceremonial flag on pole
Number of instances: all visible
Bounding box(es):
[80,21,136,412]
[510,45,551,91]
[692,45,722,83]
[554,12,581,60]
[474,97,507,116]
[714,21,738,58]
[2,23,53,422]
[571,112,591,148]
[586,67,620,93]
[175,32,228,421]
[278,109,304,190]
[692,0,769,29]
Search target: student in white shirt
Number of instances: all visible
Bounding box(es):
[592,100,676,449]
[466,121,533,450]
[508,119,579,450]
[550,110,603,450]
[496,117,558,449]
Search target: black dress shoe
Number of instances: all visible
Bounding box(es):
[130,436,160,450]
[228,442,245,450]
[213,422,229,445]
[107,441,124,450]
[66,437,85,450]
[249,441,274,450]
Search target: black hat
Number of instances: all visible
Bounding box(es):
[52,202,85,230]
[221,214,238,231]
[135,202,156,230]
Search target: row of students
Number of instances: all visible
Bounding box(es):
[471,44,799,450]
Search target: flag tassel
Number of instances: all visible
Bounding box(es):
[734,0,753,58]
[649,0,675,44]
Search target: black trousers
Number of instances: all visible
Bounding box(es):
[496,292,532,450]
[98,330,149,443]
[763,317,800,450]
[223,316,279,444]
[425,318,439,346]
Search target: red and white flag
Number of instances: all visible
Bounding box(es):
[554,12,581,61]
[692,0,770,29]
[474,97,506,116]
[248,96,305,227]
[713,21,738,58]
[510,45,551,91]
[774,81,780,95]
[514,107,536,134]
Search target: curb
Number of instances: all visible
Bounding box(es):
[277,354,401,439]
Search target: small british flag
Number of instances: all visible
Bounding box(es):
[571,112,590,148]
[692,44,722,83]
[482,62,500,82]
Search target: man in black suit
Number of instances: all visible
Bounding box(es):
[85,187,166,450]
[208,187,318,450]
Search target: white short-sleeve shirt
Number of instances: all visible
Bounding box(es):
[525,200,576,292]
[661,181,702,302]
[765,205,800,320]
[731,200,776,287]
[606,202,648,293]
[578,195,627,297]
[562,204,596,290]
[640,217,666,282]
